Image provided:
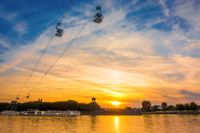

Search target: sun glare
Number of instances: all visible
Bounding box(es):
[111,101,121,106]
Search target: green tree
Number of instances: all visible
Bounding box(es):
[142,100,151,112]
[161,102,167,111]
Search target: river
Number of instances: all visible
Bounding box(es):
[0,115,199,133]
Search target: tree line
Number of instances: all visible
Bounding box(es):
[0,100,101,112]
[0,100,199,112]
[141,100,200,112]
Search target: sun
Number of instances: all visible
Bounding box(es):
[111,101,121,106]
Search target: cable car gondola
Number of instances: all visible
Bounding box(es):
[55,22,64,37]
[93,6,103,23]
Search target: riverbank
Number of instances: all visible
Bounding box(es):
[82,110,200,115]
[1,110,200,116]
[0,110,80,116]
[142,111,200,115]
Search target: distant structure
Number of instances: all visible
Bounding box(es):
[38,98,43,102]
[91,97,96,102]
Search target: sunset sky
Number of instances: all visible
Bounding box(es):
[0,0,200,107]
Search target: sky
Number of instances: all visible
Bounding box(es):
[0,0,200,107]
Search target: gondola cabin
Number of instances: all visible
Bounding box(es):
[55,22,64,37]
[93,6,103,23]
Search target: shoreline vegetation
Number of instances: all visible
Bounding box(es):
[0,99,200,115]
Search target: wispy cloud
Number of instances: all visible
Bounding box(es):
[180,90,200,101]
[0,0,199,105]
[159,0,170,17]
[14,21,28,34]
[0,38,11,48]
[174,0,200,37]
[0,11,17,21]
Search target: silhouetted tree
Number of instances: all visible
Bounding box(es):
[38,102,50,111]
[190,102,198,111]
[0,103,9,111]
[66,100,79,110]
[4,99,200,113]
[87,102,100,111]
[124,107,132,111]
[51,102,67,110]
[10,101,18,110]
[161,102,167,111]
[152,105,160,112]
[142,100,151,112]
[79,103,88,111]
[25,101,41,110]
[167,105,175,110]
[0,99,104,112]
[184,103,190,111]
[176,104,185,111]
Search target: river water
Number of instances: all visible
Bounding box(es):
[0,115,199,133]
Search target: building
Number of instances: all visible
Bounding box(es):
[21,109,81,116]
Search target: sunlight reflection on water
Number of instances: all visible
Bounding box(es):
[0,115,200,133]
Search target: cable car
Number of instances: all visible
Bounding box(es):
[55,22,64,37]
[93,6,103,23]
